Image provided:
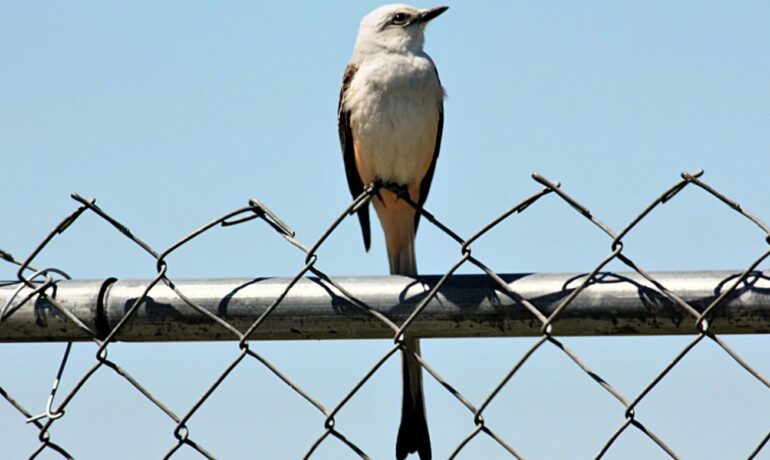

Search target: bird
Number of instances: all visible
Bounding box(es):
[337,4,447,459]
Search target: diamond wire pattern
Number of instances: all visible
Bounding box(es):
[1,170,768,459]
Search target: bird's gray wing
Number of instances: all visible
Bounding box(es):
[415,71,444,233]
[338,63,371,250]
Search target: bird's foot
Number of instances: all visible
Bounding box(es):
[381,181,410,201]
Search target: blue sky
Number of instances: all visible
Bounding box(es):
[2,1,769,459]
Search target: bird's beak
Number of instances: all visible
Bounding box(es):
[416,6,449,24]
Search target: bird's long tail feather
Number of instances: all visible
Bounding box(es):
[397,335,431,460]
[388,225,431,460]
[374,191,431,459]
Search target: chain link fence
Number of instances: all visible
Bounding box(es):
[1,170,769,459]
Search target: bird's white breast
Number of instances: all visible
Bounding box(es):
[344,52,443,186]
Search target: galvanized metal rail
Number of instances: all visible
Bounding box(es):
[2,270,769,342]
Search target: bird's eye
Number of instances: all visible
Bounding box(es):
[391,12,409,25]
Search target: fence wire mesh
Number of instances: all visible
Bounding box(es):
[1,170,769,459]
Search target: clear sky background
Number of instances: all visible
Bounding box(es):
[2,1,769,459]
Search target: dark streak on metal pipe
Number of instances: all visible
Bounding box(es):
[1,271,769,342]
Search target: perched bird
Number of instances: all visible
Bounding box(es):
[337,4,447,459]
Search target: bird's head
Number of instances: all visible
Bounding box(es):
[353,4,448,56]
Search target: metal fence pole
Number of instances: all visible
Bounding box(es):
[2,270,769,342]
